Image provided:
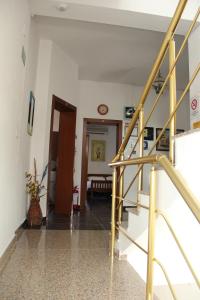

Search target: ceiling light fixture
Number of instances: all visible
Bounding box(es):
[152,70,165,94]
[56,2,69,12]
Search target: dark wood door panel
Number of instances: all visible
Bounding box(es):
[55,111,76,215]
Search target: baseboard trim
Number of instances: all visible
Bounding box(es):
[0,235,16,274]
[0,219,26,274]
[22,217,46,229]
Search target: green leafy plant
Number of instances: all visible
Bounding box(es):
[26,158,48,201]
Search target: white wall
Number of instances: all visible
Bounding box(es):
[188,24,200,127]
[28,43,190,215]
[0,1,39,256]
[30,41,79,215]
[78,80,190,202]
[88,126,117,174]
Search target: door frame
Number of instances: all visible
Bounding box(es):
[80,118,122,209]
[46,95,76,219]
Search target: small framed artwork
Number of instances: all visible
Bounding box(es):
[124,106,136,119]
[21,46,26,66]
[156,128,169,151]
[27,91,35,136]
[144,127,154,141]
[156,128,185,151]
[91,140,106,161]
[144,141,148,150]
[124,122,138,137]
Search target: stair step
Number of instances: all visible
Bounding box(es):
[138,191,150,206]
[126,207,139,215]
[138,191,150,196]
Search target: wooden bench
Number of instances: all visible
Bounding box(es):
[87,174,112,199]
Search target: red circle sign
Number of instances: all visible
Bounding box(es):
[191,99,198,110]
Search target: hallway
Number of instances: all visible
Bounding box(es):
[0,230,146,300]
[47,198,113,230]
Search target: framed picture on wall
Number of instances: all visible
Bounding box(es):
[91,140,106,161]
[156,128,169,151]
[124,106,136,119]
[144,141,148,150]
[124,122,138,137]
[144,127,154,140]
[27,91,35,136]
[156,128,185,151]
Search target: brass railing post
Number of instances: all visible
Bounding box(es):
[118,154,124,224]
[137,108,144,206]
[111,167,117,260]
[169,38,177,164]
[146,166,156,300]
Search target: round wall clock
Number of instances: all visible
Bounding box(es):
[97,104,109,115]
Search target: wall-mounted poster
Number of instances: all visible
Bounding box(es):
[124,122,138,137]
[27,91,35,136]
[144,141,148,150]
[91,140,106,161]
[124,106,136,119]
[190,95,200,127]
[156,128,184,151]
[144,127,154,140]
[156,128,169,151]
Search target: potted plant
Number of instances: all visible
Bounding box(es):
[26,159,47,227]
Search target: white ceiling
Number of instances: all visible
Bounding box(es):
[35,16,189,89]
[30,0,199,35]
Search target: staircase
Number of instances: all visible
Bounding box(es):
[118,131,200,299]
[109,1,200,299]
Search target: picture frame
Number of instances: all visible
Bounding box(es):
[156,128,185,151]
[156,128,169,151]
[27,91,35,136]
[21,46,26,66]
[144,127,154,141]
[124,122,138,137]
[91,140,106,161]
[144,140,148,150]
[124,106,136,119]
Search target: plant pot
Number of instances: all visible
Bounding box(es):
[27,199,43,227]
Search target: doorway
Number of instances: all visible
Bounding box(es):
[47,95,76,227]
[80,118,122,212]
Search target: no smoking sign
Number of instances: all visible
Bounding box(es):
[190,96,200,122]
[191,98,198,111]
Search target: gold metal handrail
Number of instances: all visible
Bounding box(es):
[156,209,200,287]
[110,154,200,223]
[111,155,200,299]
[158,155,200,223]
[113,0,188,163]
[117,7,200,181]
[153,258,178,300]
[110,1,200,299]
[117,63,200,201]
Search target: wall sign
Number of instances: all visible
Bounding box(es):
[190,95,200,126]
[124,106,136,119]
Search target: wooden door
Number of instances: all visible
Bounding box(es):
[80,134,89,209]
[55,111,76,215]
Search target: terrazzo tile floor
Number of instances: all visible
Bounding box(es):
[47,197,119,230]
[0,230,146,300]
